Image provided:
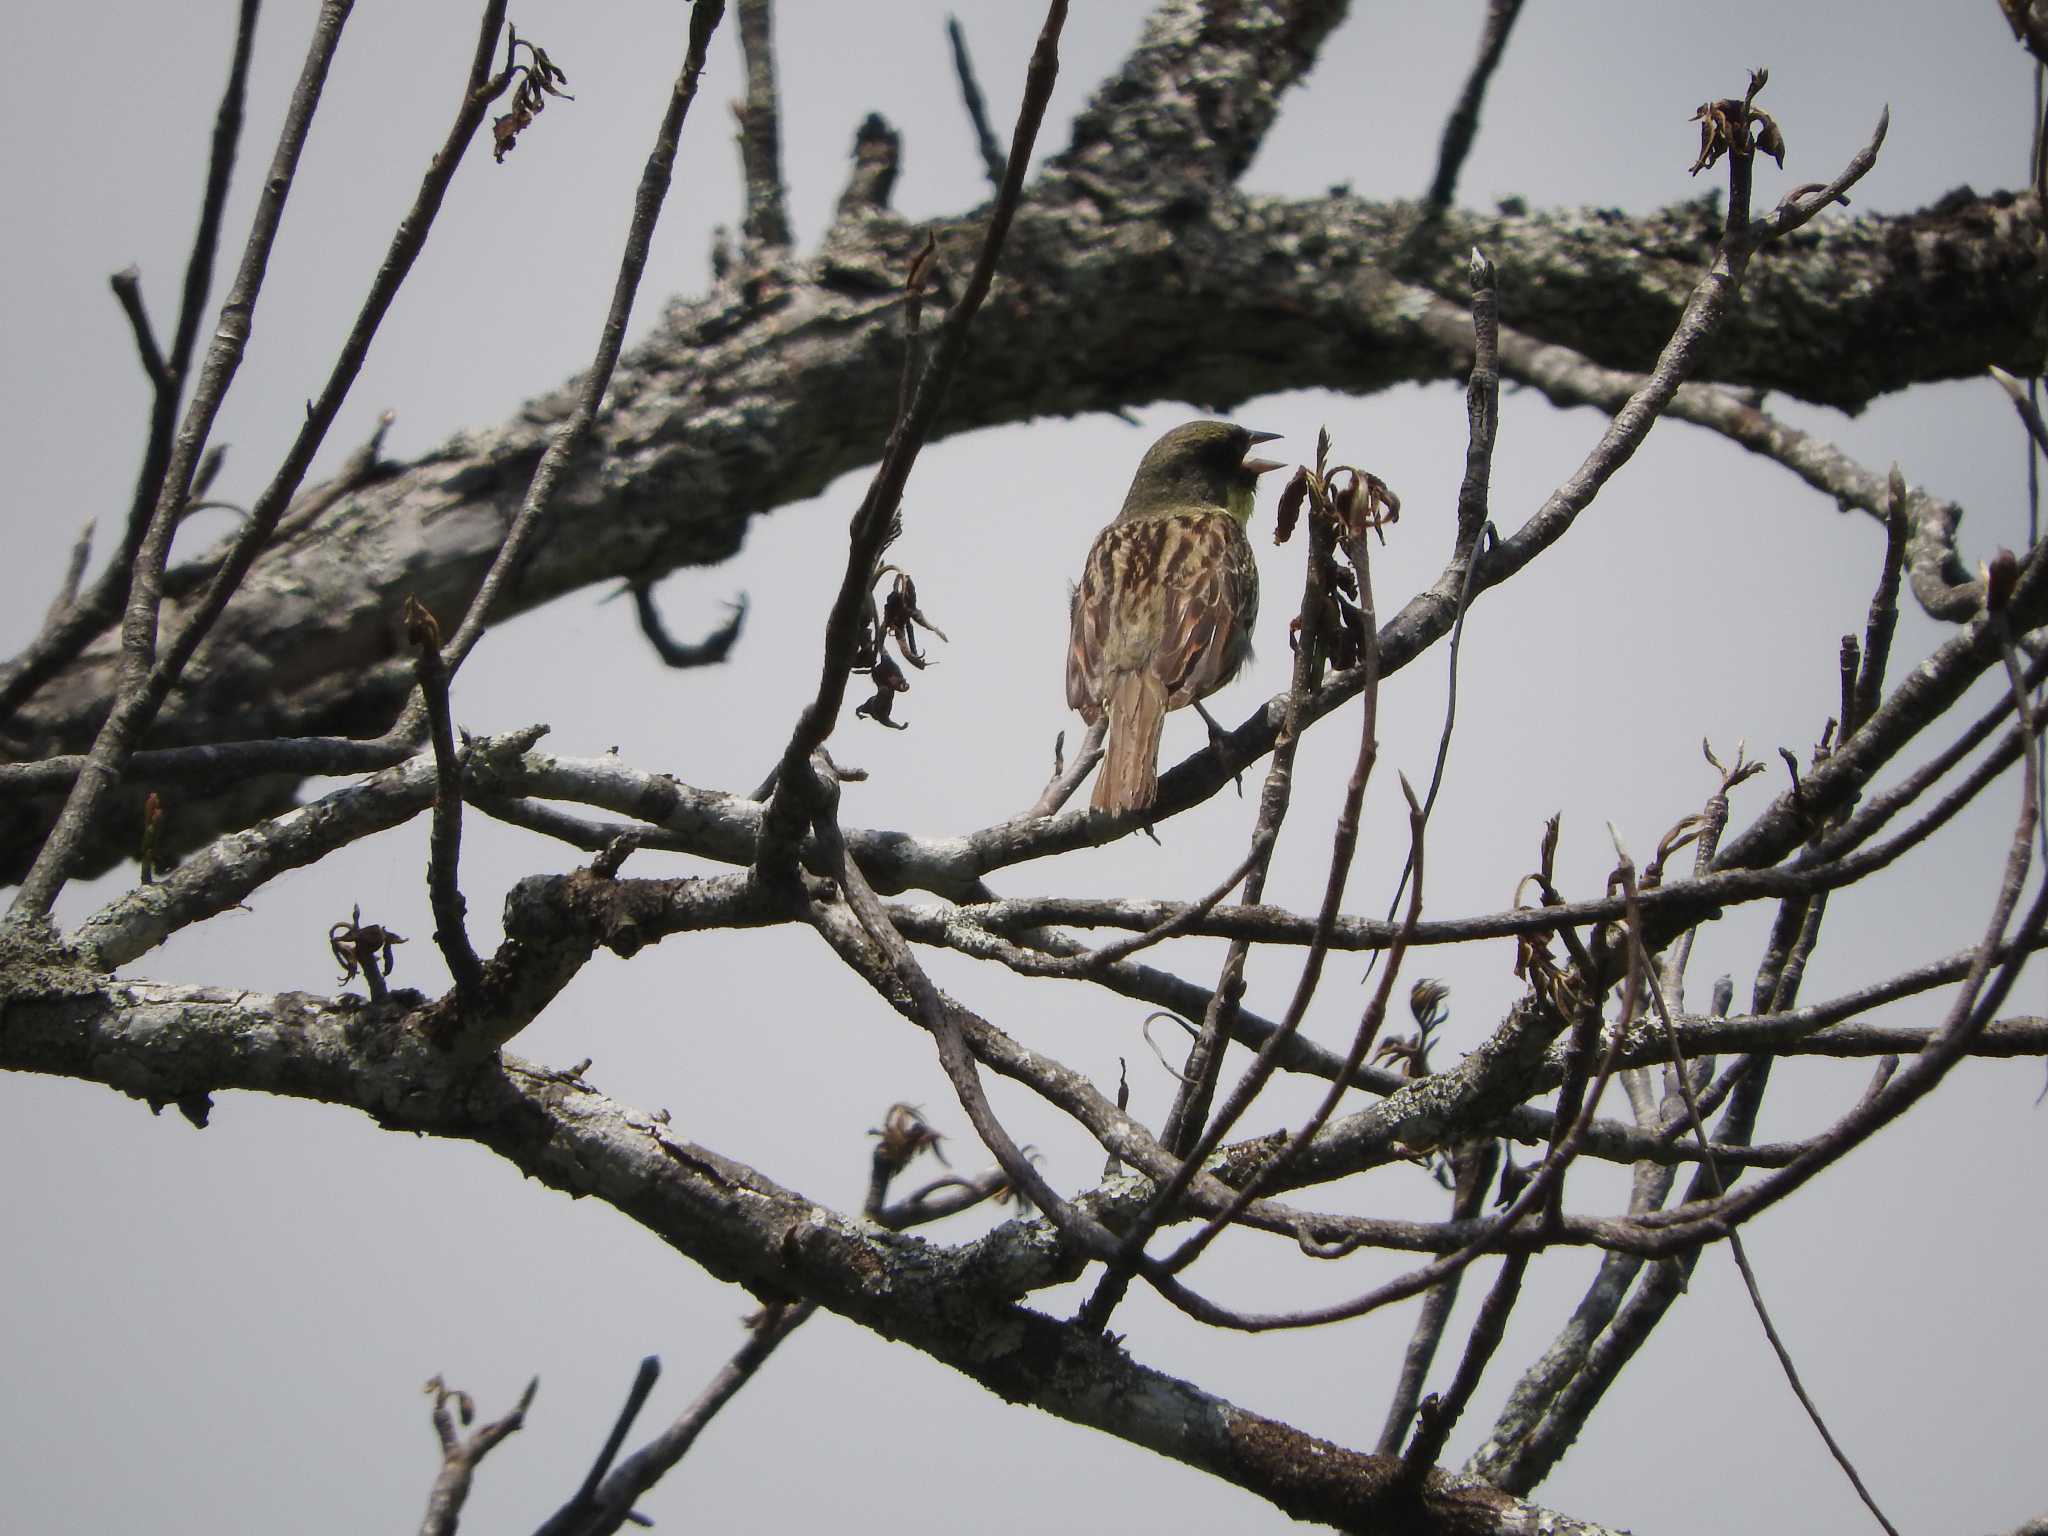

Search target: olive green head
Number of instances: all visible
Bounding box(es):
[1118,420,1284,524]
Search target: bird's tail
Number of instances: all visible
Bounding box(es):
[1094,671,1168,815]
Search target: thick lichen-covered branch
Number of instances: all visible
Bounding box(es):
[3,178,2038,880]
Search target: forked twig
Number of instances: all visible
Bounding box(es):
[1422,0,1526,215]
[0,0,261,721]
[734,0,792,249]
[947,14,1009,190]
[1615,851,1900,1536]
[753,0,1068,885]
[417,1373,538,1536]
[12,0,360,919]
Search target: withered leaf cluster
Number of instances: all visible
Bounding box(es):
[139,790,166,885]
[1511,815,1575,1012]
[1999,0,2048,65]
[329,903,407,986]
[424,1377,477,1429]
[853,568,948,729]
[1289,554,1369,671]
[492,36,573,164]
[1371,977,1451,1079]
[1277,430,1401,674]
[402,593,442,651]
[1689,66,1786,176]
[1641,813,1707,886]
[868,1102,946,1177]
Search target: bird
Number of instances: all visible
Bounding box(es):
[1066,420,1284,816]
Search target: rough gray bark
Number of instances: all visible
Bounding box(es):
[5,4,2046,1531]
[0,925,1625,1536]
[2,114,2041,879]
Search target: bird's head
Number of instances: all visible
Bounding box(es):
[1120,420,1284,524]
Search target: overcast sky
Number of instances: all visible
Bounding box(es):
[2,3,2042,1533]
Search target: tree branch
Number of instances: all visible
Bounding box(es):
[10,0,358,919]
[946,14,1007,190]
[1422,0,1525,215]
[0,0,261,722]
[418,1374,538,1536]
[733,0,792,250]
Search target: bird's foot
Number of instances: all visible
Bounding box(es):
[1193,702,1245,799]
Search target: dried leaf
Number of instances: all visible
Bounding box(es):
[140,790,165,885]
[1495,1155,1535,1208]
[492,102,535,162]
[1984,546,2020,612]
[493,35,575,163]
[1409,978,1450,1033]
[1371,1030,1433,1079]
[1688,71,1784,176]
[855,653,911,729]
[906,233,937,295]
[402,594,442,650]
[870,1103,945,1173]
[1275,466,1309,545]
[1331,469,1400,542]
[1753,109,1786,168]
[880,570,948,667]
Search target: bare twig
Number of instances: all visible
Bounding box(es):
[1845,466,1910,743]
[872,1167,1016,1228]
[628,585,747,668]
[1371,250,1495,962]
[1484,102,1889,599]
[0,0,260,722]
[1156,475,1348,1159]
[557,1356,659,1535]
[1083,843,1265,970]
[1990,363,2048,461]
[1422,0,1526,215]
[407,597,484,999]
[1617,851,1901,1536]
[38,520,97,636]
[1143,852,1639,1334]
[832,112,901,219]
[1023,717,1105,817]
[533,1308,810,1536]
[1626,697,2045,1257]
[418,1374,538,1536]
[947,14,1009,190]
[530,1356,661,1536]
[1376,1140,1499,1454]
[426,2,725,695]
[734,0,792,249]
[0,733,416,796]
[1400,1250,1528,1477]
[1153,700,1417,1278]
[11,0,357,919]
[109,267,171,394]
[1076,493,1337,1329]
[1426,300,1978,620]
[807,770,1112,1256]
[754,0,1067,884]
[1470,1025,1698,1486]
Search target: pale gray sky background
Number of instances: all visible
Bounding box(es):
[2,3,2042,1532]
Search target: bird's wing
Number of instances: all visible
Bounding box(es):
[1068,517,1164,719]
[1070,510,1254,716]
[1152,513,1253,708]
[1065,576,1103,719]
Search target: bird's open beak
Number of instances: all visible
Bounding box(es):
[1244,430,1284,477]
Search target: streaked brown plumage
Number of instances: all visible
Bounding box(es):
[1066,421,1282,815]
